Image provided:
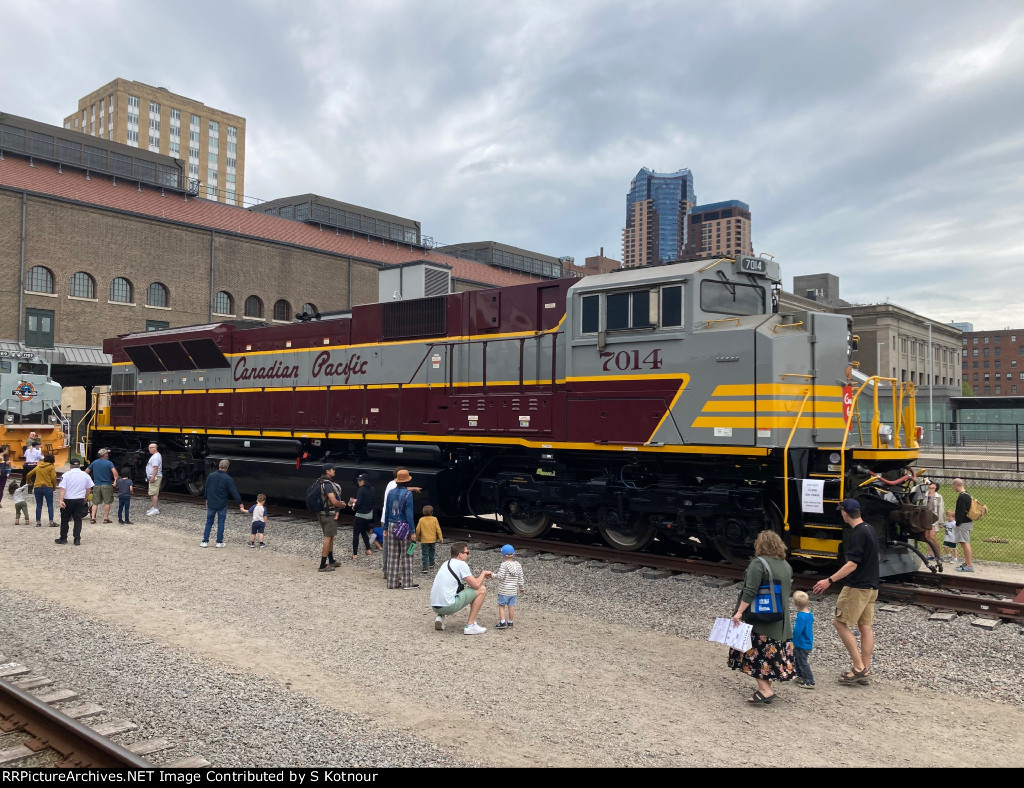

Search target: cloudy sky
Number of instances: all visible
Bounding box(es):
[4,0,1022,329]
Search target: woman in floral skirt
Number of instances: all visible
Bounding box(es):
[727,530,796,704]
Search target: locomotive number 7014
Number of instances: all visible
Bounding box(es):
[599,348,664,371]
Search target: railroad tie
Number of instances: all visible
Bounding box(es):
[32,689,80,704]
[56,702,105,720]
[0,664,31,678]
[165,757,212,768]
[90,719,138,737]
[13,676,54,690]
[0,745,35,766]
[128,738,173,756]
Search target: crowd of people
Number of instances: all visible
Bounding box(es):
[5,441,991,672]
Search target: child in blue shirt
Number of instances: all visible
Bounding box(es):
[115,470,134,524]
[792,590,815,689]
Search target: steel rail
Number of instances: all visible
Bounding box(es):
[0,678,152,768]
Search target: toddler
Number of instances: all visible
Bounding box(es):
[10,480,29,525]
[115,469,134,524]
[942,509,959,562]
[249,493,268,548]
[368,525,384,550]
[414,504,443,574]
[792,590,815,689]
[494,544,526,630]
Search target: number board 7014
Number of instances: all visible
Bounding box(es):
[600,349,663,372]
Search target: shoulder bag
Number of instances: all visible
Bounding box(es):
[742,557,785,624]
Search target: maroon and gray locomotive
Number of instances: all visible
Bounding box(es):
[91,256,924,572]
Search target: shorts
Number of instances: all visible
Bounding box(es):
[433,588,478,616]
[318,512,338,538]
[92,485,114,505]
[955,522,973,543]
[497,594,518,607]
[943,540,957,549]
[834,586,878,628]
[148,476,162,496]
[251,522,266,535]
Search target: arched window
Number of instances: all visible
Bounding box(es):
[69,272,96,299]
[301,302,318,318]
[26,266,54,294]
[213,291,233,315]
[110,277,133,303]
[146,282,169,307]
[273,299,291,322]
[244,295,263,318]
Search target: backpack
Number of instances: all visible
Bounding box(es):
[387,489,412,539]
[967,497,988,522]
[306,479,328,512]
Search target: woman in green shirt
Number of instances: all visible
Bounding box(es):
[727,530,796,704]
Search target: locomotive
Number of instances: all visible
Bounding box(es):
[88,255,925,574]
[0,350,71,471]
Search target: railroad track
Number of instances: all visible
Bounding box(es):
[160,492,1024,623]
[0,662,210,768]
[441,523,1024,623]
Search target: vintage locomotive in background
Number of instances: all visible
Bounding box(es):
[88,255,923,574]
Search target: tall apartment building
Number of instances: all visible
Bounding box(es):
[681,200,753,259]
[960,329,1024,396]
[621,168,695,268]
[63,78,245,206]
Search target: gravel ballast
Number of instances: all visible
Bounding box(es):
[0,499,1022,768]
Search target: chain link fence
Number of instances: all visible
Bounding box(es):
[914,473,1023,565]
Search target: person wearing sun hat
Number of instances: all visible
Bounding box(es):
[384,468,417,590]
[812,498,879,686]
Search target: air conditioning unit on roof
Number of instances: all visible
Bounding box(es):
[379,263,451,302]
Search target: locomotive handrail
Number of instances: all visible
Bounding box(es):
[781,388,812,530]
[780,373,814,380]
[703,318,741,329]
[772,321,804,333]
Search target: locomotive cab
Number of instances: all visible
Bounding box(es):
[0,350,70,471]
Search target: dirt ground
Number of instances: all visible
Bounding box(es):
[1,516,1022,768]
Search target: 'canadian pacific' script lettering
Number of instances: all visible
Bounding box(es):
[311,351,369,384]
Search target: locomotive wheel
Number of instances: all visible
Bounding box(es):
[598,513,656,552]
[186,473,205,497]
[503,511,552,538]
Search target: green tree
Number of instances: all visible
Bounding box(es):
[962,382,974,396]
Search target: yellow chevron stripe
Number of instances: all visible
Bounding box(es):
[700,400,843,414]
[711,383,845,397]
[691,416,850,429]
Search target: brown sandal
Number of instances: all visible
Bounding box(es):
[838,666,870,684]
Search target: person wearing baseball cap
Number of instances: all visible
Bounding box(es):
[812,498,880,686]
[56,457,94,546]
[494,545,526,630]
[350,473,376,560]
[86,447,118,525]
[315,466,346,572]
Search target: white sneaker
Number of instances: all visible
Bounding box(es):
[215,542,225,548]
[200,541,209,548]
[464,623,487,636]
[434,615,445,631]
[146,508,159,516]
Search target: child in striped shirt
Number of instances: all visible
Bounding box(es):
[494,544,526,630]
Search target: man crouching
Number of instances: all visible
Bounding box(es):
[429,541,493,635]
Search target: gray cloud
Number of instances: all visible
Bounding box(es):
[2,0,1021,328]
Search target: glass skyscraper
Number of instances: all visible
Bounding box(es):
[622,168,695,267]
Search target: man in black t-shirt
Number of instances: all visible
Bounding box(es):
[812,499,880,685]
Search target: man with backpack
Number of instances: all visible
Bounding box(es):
[312,466,347,573]
[952,478,976,573]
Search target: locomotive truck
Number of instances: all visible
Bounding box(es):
[87,255,924,574]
